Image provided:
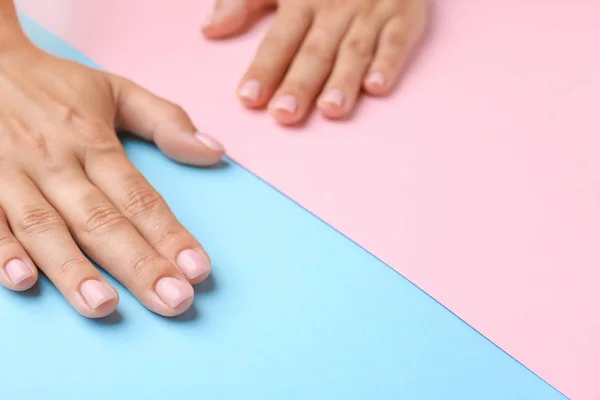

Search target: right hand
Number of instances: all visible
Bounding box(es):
[0,35,225,318]
[202,0,427,125]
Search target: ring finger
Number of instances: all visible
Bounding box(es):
[0,171,119,318]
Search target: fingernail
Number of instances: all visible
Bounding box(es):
[208,0,243,24]
[195,131,225,152]
[238,79,262,102]
[80,280,115,309]
[177,249,211,280]
[321,88,345,107]
[274,95,298,113]
[5,259,33,285]
[156,277,194,308]
[366,72,386,90]
[201,16,213,28]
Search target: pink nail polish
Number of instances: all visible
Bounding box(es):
[274,95,298,114]
[156,277,194,308]
[195,132,225,152]
[321,88,345,107]
[212,0,244,23]
[80,280,115,309]
[5,259,33,284]
[201,15,213,28]
[238,80,262,102]
[177,249,211,280]
[366,72,386,90]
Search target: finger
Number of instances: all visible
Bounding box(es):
[0,208,38,291]
[317,14,383,119]
[35,156,197,317]
[364,7,426,96]
[202,0,276,39]
[269,12,354,125]
[0,172,118,318]
[82,136,210,285]
[236,4,313,109]
[110,75,225,167]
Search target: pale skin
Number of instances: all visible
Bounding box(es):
[0,0,426,318]
[203,0,427,124]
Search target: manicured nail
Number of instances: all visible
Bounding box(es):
[201,16,213,28]
[238,79,261,102]
[195,131,225,152]
[80,280,115,309]
[5,259,33,285]
[211,0,244,23]
[366,71,386,90]
[321,88,345,107]
[156,277,194,308]
[177,249,211,280]
[274,95,298,113]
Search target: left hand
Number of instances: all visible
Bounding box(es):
[0,39,224,318]
[202,0,428,125]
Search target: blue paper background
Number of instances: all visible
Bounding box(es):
[0,17,566,400]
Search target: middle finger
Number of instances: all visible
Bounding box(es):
[84,143,211,285]
[0,171,118,318]
[237,4,313,109]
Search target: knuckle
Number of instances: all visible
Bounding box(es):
[302,39,335,64]
[42,156,69,175]
[86,132,122,159]
[344,37,373,58]
[130,253,161,277]
[385,27,408,49]
[82,203,127,235]
[121,181,164,219]
[57,257,88,278]
[0,233,17,249]
[79,119,121,159]
[78,117,111,139]
[20,206,65,236]
[155,225,183,249]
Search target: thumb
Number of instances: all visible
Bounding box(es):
[110,75,225,167]
[202,0,275,39]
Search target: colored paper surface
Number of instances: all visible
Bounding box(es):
[16,1,600,399]
[0,18,568,400]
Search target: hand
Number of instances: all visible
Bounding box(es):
[202,0,428,125]
[0,39,225,318]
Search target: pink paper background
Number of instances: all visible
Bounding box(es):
[16,1,600,398]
